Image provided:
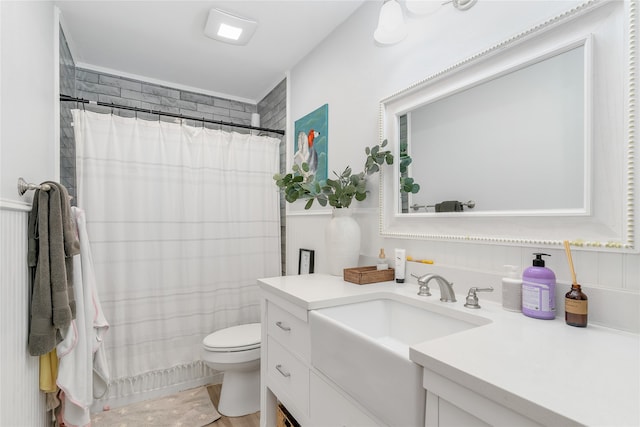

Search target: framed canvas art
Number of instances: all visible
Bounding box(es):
[293,104,328,183]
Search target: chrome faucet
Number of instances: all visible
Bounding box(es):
[412,273,456,302]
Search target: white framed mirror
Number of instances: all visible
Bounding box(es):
[379,0,637,252]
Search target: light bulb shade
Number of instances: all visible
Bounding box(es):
[405,0,442,15]
[374,0,407,45]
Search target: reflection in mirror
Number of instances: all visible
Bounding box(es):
[401,44,586,214]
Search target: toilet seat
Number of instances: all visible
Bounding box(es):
[203,323,261,352]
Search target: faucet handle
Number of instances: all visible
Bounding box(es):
[411,274,431,296]
[464,286,494,309]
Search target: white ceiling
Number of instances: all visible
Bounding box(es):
[55,1,366,103]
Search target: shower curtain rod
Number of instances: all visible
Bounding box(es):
[60,94,285,136]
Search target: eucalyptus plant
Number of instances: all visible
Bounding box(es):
[273,139,420,210]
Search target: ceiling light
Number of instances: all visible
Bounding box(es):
[217,23,243,41]
[204,8,258,46]
[374,0,408,45]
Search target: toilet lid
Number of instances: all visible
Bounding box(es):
[203,323,261,352]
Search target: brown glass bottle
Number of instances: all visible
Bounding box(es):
[565,284,588,327]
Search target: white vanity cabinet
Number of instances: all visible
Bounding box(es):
[261,291,383,427]
[422,369,547,427]
[262,295,311,425]
[259,274,639,427]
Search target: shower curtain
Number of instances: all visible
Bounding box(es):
[72,110,281,400]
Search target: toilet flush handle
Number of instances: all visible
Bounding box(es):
[275,321,291,332]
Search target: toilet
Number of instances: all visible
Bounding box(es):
[201,323,261,417]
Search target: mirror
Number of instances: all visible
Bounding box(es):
[380,0,637,252]
[403,44,586,214]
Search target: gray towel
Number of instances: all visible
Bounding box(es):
[435,200,464,212]
[28,182,80,356]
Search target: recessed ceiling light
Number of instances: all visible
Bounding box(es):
[204,8,258,46]
[218,23,243,41]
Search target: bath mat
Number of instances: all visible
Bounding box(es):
[91,386,220,427]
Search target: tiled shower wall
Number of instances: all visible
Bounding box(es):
[258,79,287,274]
[59,26,76,201]
[74,69,257,126]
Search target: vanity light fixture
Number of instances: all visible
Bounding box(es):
[204,8,258,45]
[406,0,477,14]
[374,0,408,45]
[375,0,477,45]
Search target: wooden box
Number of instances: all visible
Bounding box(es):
[276,403,300,427]
[343,266,395,285]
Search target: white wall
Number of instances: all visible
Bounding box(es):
[0,1,56,425]
[286,1,639,332]
[1,1,57,200]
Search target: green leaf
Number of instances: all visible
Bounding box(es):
[385,153,394,165]
[381,139,388,148]
[326,179,340,190]
[304,199,314,210]
[365,157,374,169]
[302,163,309,172]
[399,141,408,153]
[400,157,412,167]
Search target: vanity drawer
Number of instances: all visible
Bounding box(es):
[267,301,310,361]
[267,336,310,416]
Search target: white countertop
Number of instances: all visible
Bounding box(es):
[258,274,640,427]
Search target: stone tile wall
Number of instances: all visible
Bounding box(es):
[258,78,287,274]
[74,70,257,129]
[59,26,76,201]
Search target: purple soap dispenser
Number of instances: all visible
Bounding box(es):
[521,253,556,319]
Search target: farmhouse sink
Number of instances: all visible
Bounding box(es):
[309,298,490,427]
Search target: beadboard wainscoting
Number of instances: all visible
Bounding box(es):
[0,202,48,427]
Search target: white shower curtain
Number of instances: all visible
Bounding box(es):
[72,110,281,400]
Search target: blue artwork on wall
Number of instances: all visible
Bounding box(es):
[294,104,328,183]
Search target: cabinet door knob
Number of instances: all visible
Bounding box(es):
[276,321,291,331]
[275,364,291,378]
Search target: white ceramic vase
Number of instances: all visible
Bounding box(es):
[325,208,361,276]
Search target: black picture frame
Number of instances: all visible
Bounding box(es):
[298,249,315,274]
